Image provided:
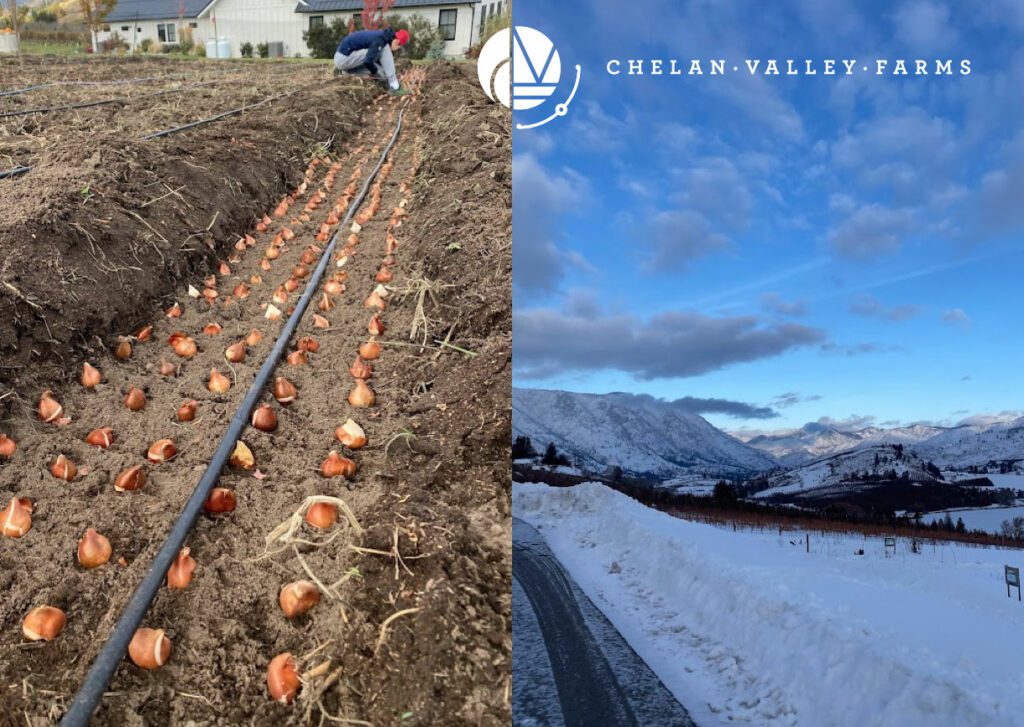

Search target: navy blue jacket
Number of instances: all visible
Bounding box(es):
[337,29,396,74]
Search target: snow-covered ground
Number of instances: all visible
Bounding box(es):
[922,505,1024,533]
[514,481,1024,726]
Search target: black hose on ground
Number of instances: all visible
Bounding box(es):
[141,89,302,140]
[58,100,407,727]
[0,165,31,179]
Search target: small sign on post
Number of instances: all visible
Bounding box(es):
[1006,565,1021,601]
[884,537,896,557]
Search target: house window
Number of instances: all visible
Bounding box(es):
[438,8,456,41]
[121,25,129,31]
[157,23,176,43]
[189,22,198,28]
[479,5,487,31]
[309,15,324,29]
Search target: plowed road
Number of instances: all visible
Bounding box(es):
[512,518,694,727]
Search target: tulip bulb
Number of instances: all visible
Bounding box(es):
[273,377,297,404]
[282,227,295,241]
[260,258,273,271]
[320,450,356,478]
[251,404,278,432]
[167,547,197,589]
[265,246,280,260]
[234,282,251,299]
[292,264,309,279]
[359,340,382,361]
[364,290,386,310]
[86,427,114,448]
[203,322,223,335]
[245,329,263,346]
[124,387,146,411]
[115,339,133,360]
[147,439,177,464]
[177,401,198,422]
[204,487,236,513]
[129,628,171,670]
[159,360,177,377]
[81,362,102,388]
[324,279,343,296]
[50,454,77,481]
[225,340,246,363]
[296,336,319,353]
[38,390,64,423]
[208,369,231,394]
[114,465,146,492]
[267,652,301,704]
[348,379,375,408]
[318,293,334,312]
[265,303,282,321]
[171,335,197,359]
[166,302,182,318]
[375,266,393,283]
[219,262,231,276]
[312,314,330,329]
[335,419,367,449]
[367,315,385,336]
[1,497,32,537]
[272,286,289,306]
[136,325,153,341]
[0,434,15,458]
[279,580,320,618]
[284,277,300,293]
[305,502,338,529]
[230,441,255,469]
[349,357,373,380]
[22,606,66,642]
[286,350,309,366]
[78,528,112,568]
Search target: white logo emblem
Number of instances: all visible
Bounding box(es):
[477,25,581,130]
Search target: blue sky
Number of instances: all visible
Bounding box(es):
[511,0,1024,435]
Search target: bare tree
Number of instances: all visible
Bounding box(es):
[79,0,117,52]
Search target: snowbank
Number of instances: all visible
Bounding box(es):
[513,482,1024,726]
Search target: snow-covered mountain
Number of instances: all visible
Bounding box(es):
[744,423,942,466]
[914,417,1024,468]
[749,445,942,501]
[512,388,777,479]
[742,417,1024,471]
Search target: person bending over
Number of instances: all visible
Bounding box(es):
[334,28,411,96]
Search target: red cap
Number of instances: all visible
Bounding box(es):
[395,29,410,46]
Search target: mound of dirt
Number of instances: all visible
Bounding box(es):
[0,66,371,404]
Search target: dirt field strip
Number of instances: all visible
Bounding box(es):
[1,61,510,726]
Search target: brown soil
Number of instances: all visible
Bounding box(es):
[0,59,510,726]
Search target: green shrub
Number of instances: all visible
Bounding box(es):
[384,13,443,61]
[160,44,179,54]
[256,41,268,58]
[31,9,58,23]
[303,17,347,59]
[194,44,205,57]
[140,37,153,52]
[240,41,253,57]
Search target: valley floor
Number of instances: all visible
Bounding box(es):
[513,482,1024,726]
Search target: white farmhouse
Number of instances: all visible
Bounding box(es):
[101,0,504,59]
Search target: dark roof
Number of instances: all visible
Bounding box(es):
[295,0,476,14]
[106,0,216,22]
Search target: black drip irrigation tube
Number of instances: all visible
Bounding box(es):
[0,165,31,179]
[141,89,302,140]
[0,97,125,120]
[0,85,307,181]
[58,100,408,727]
